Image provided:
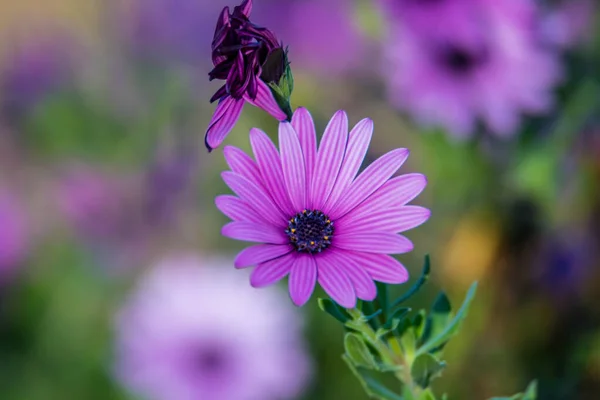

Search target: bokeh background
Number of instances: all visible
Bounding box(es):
[0,0,599,399]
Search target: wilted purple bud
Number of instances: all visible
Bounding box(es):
[205,0,293,151]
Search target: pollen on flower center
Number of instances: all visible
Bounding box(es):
[285,209,334,254]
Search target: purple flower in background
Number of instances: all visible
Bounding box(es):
[216,108,429,307]
[260,0,367,74]
[205,0,290,151]
[540,0,595,49]
[0,191,28,281]
[379,0,562,138]
[0,34,74,124]
[115,254,310,400]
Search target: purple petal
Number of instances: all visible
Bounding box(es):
[221,171,286,226]
[249,128,295,216]
[329,249,376,301]
[279,122,306,210]
[205,97,245,151]
[234,244,292,268]
[310,110,348,209]
[215,195,263,223]
[349,174,428,217]
[291,108,317,202]
[330,148,410,219]
[221,221,287,244]
[238,0,253,18]
[316,253,356,308]
[342,251,409,284]
[333,233,414,254]
[250,252,294,288]
[244,80,287,121]
[324,118,373,211]
[223,146,264,189]
[337,206,431,234]
[288,255,317,306]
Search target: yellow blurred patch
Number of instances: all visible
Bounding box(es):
[441,215,500,286]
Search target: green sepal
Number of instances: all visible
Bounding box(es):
[318,298,351,323]
[410,353,446,388]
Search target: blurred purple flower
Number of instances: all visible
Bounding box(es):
[205,0,289,151]
[216,108,429,307]
[379,0,562,138]
[0,191,28,281]
[259,0,367,74]
[115,254,311,400]
[540,0,595,49]
[1,34,74,124]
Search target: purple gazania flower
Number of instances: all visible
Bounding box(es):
[216,108,430,308]
[115,254,310,400]
[205,0,292,151]
[379,0,562,138]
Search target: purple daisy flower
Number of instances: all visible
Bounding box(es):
[115,254,310,400]
[379,0,562,138]
[216,108,430,308]
[205,0,291,151]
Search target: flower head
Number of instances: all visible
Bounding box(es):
[115,254,310,400]
[206,0,292,152]
[379,0,562,138]
[216,108,429,308]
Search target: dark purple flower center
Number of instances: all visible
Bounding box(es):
[438,44,488,75]
[286,209,334,254]
[193,346,229,375]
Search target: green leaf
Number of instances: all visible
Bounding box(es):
[318,298,351,323]
[416,282,478,356]
[390,255,431,310]
[410,353,446,388]
[344,333,377,369]
[420,293,453,347]
[382,307,411,331]
[376,282,389,314]
[343,356,404,400]
[417,389,437,400]
[365,309,384,322]
[488,380,537,400]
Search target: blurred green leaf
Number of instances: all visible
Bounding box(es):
[416,282,478,356]
[488,381,537,400]
[420,293,453,348]
[417,388,437,400]
[345,333,378,369]
[382,308,411,331]
[318,298,351,323]
[343,356,404,400]
[410,353,446,388]
[390,256,431,311]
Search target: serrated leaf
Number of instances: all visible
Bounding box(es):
[390,255,431,310]
[411,353,446,388]
[345,333,378,368]
[318,298,350,323]
[343,356,404,400]
[488,380,537,400]
[416,282,478,357]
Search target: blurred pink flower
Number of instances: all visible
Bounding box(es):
[379,0,562,138]
[216,108,429,308]
[115,254,311,400]
[0,191,28,281]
